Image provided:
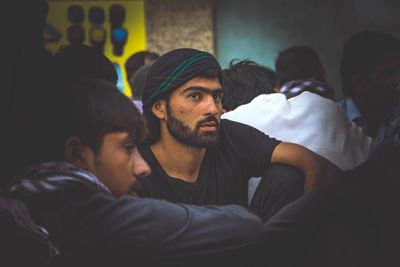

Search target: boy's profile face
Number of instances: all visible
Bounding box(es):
[83,132,151,197]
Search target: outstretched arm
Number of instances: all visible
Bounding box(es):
[271,142,342,192]
[70,194,265,263]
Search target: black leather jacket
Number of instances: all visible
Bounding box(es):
[10,162,265,266]
[0,193,57,267]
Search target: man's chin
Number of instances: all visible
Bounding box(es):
[198,134,219,147]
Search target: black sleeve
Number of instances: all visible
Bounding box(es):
[222,119,281,177]
[69,193,265,261]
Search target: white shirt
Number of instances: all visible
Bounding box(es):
[222,92,371,171]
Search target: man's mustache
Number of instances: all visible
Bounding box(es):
[196,116,220,128]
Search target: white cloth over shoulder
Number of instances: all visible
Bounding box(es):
[222,92,371,170]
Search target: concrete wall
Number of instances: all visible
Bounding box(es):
[145,0,216,55]
[216,0,400,99]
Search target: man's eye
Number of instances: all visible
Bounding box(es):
[189,93,201,100]
[213,94,223,101]
[125,145,135,154]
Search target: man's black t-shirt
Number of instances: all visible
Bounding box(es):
[138,119,280,206]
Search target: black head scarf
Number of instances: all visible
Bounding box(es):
[142,48,223,109]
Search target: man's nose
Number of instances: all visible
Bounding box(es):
[132,148,151,178]
[204,95,218,115]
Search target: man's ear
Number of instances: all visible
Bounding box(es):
[65,137,88,169]
[151,99,166,120]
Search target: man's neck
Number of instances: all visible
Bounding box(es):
[150,135,206,183]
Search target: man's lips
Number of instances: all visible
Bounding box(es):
[201,121,217,127]
[200,121,218,131]
[197,116,220,131]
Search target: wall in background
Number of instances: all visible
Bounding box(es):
[44,0,400,99]
[46,0,147,96]
[216,0,400,99]
[145,0,216,55]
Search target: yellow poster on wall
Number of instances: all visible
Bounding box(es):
[45,0,146,97]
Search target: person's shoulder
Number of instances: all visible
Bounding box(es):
[221,119,264,134]
[220,119,269,146]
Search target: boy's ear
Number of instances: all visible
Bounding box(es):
[65,137,88,170]
[151,99,166,120]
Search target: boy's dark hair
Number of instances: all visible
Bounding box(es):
[275,46,324,88]
[222,59,274,111]
[143,69,220,145]
[340,31,400,97]
[45,80,147,160]
[52,44,118,85]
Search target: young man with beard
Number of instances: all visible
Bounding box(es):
[139,48,341,221]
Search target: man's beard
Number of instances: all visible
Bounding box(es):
[166,102,220,148]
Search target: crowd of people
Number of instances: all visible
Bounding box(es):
[3,1,400,267]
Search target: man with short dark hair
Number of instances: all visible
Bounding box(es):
[125,50,159,82]
[125,51,160,112]
[275,46,334,99]
[275,46,325,87]
[221,58,370,172]
[138,48,341,222]
[222,59,275,111]
[338,31,400,156]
